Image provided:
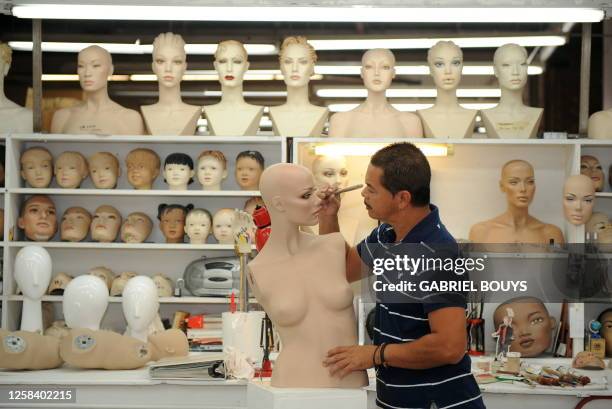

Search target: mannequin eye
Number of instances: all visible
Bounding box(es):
[218,58,227,64]
[502,63,510,67]
[434,62,443,68]
[530,317,544,325]
[596,165,602,170]
[155,59,164,64]
[93,64,101,68]
[564,195,575,201]
[340,170,348,176]
[383,65,390,70]
[283,59,292,64]
[365,64,372,69]
[233,59,243,64]
[302,192,312,199]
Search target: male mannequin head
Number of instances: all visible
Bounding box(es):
[493,43,528,91]
[158,204,192,243]
[360,48,395,93]
[20,147,53,188]
[60,206,92,242]
[500,160,535,208]
[89,152,120,189]
[185,208,212,244]
[427,41,463,91]
[152,32,187,89]
[214,40,249,89]
[598,308,612,357]
[91,205,122,242]
[120,212,153,243]
[580,155,605,192]
[493,297,555,357]
[126,148,160,190]
[279,36,317,89]
[163,153,194,190]
[77,45,113,94]
[88,266,114,290]
[235,150,265,190]
[311,155,349,190]
[54,151,89,189]
[18,195,57,241]
[197,150,228,190]
[212,208,236,244]
[563,175,595,226]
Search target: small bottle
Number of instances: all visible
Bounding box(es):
[175,278,184,297]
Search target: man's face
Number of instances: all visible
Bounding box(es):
[494,301,554,357]
[18,196,57,241]
[21,149,53,188]
[361,164,396,222]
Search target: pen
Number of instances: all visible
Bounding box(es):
[333,184,363,195]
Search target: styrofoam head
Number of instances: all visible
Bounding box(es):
[122,276,160,333]
[14,246,52,299]
[63,275,109,330]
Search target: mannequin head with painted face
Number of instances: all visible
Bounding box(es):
[126,148,161,190]
[586,212,612,244]
[500,160,535,209]
[214,40,249,90]
[279,36,316,89]
[63,275,109,331]
[54,151,89,189]
[360,48,395,93]
[493,43,529,92]
[197,150,228,191]
[78,45,113,95]
[185,208,212,244]
[60,207,91,242]
[152,274,173,297]
[212,208,236,244]
[88,266,114,291]
[122,275,160,342]
[598,308,612,357]
[120,212,153,243]
[235,150,264,191]
[152,32,187,91]
[427,41,463,92]
[20,147,53,188]
[580,155,605,192]
[563,175,595,226]
[158,203,192,243]
[18,195,57,241]
[91,205,121,242]
[311,155,349,190]
[163,153,194,190]
[89,152,120,189]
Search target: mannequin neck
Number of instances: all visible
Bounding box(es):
[362,90,391,112]
[220,85,246,105]
[202,183,222,191]
[285,84,310,107]
[434,87,459,109]
[0,75,6,101]
[498,87,526,110]
[21,298,43,333]
[84,87,113,109]
[504,205,531,227]
[158,83,183,106]
[266,217,302,255]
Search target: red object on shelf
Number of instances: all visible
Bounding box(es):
[253,205,271,251]
[185,315,204,329]
[254,359,273,378]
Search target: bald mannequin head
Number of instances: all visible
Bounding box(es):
[501,159,534,178]
[563,174,595,226]
[500,160,535,208]
[79,45,112,67]
[361,48,395,66]
[360,48,396,93]
[78,46,114,94]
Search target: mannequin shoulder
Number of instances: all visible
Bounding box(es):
[398,111,424,137]
[50,107,73,133]
[541,223,564,244]
[328,111,351,136]
[468,221,490,241]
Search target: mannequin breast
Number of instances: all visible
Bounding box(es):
[417,108,477,138]
[470,217,562,245]
[269,105,328,137]
[482,106,543,138]
[248,232,367,388]
[203,104,263,136]
[0,106,33,133]
[141,104,201,136]
[52,104,144,135]
[330,109,414,138]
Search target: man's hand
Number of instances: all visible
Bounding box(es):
[317,185,341,218]
[323,345,377,379]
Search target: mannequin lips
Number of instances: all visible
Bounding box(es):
[36,222,51,228]
[290,74,300,81]
[83,80,95,86]
[224,75,235,81]
[519,337,535,349]
[372,79,382,85]
[163,75,174,81]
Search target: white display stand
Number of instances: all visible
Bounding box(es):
[247,380,367,409]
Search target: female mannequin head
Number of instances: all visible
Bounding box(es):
[360,48,395,93]
[158,203,193,243]
[197,150,228,190]
[54,151,89,189]
[214,40,249,89]
[279,36,316,89]
[563,175,595,226]
[60,206,92,242]
[126,148,161,190]
[427,41,463,91]
[580,155,605,192]
[20,147,53,188]
[120,212,153,243]
[311,155,349,190]
[78,45,113,94]
[185,208,212,244]
[91,205,122,242]
[89,152,120,189]
[212,208,236,244]
[499,160,535,209]
[493,43,528,92]
[163,153,194,190]
[152,32,187,90]
[235,150,265,190]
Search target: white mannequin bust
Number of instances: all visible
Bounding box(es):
[0,42,33,133]
[185,208,212,244]
[50,45,145,135]
[563,174,595,226]
[247,163,367,388]
[213,208,236,244]
[63,275,109,330]
[14,246,52,332]
[588,108,612,139]
[203,40,264,136]
[163,153,194,190]
[328,48,422,138]
[122,276,161,342]
[197,150,228,190]
[482,44,543,139]
[141,33,201,136]
[417,41,477,138]
[270,36,328,137]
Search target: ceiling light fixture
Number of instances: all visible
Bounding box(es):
[327,103,497,112]
[317,88,501,98]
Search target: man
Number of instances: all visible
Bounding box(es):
[320,143,485,409]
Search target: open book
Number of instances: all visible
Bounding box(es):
[149,353,226,380]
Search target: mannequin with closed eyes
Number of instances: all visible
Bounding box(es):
[247,163,367,388]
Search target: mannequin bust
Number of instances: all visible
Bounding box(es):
[598,308,612,357]
[197,150,228,190]
[20,147,53,188]
[14,245,52,332]
[110,271,137,296]
[0,42,33,133]
[213,208,236,244]
[0,329,62,370]
[152,273,173,297]
[126,148,161,190]
[580,155,605,192]
[54,151,89,188]
[141,32,201,136]
[163,153,194,190]
[235,150,264,191]
[482,44,543,139]
[120,212,153,243]
[588,109,612,139]
[586,212,612,244]
[63,275,109,330]
[185,208,212,244]
[51,45,144,135]
[469,160,564,244]
[60,206,92,242]
[563,175,595,226]
[88,266,114,291]
[203,40,264,136]
[91,205,122,242]
[18,195,57,241]
[158,203,192,243]
[247,163,367,388]
[329,48,422,138]
[89,152,120,189]
[417,41,477,138]
[122,276,161,342]
[270,36,328,137]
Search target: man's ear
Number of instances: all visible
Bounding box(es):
[17,216,25,230]
[395,191,412,210]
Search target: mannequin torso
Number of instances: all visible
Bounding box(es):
[0,330,62,370]
[203,102,263,136]
[52,101,144,135]
[417,106,477,138]
[270,104,328,137]
[588,109,612,139]
[481,106,542,139]
[0,99,33,133]
[141,103,201,135]
[469,213,563,244]
[329,104,422,138]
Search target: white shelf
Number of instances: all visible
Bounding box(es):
[10,133,283,144]
[10,188,261,197]
[7,295,257,304]
[294,137,612,146]
[596,192,612,198]
[8,241,254,251]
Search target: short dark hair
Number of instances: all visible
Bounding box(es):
[370,143,430,207]
[157,203,194,220]
[164,153,194,184]
[236,150,265,169]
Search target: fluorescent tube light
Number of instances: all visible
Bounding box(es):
[315,65,543,76]
[314,143,451,157]
[327,103,497,112]
[11,5,604,23]
[317,89,501,98]
[203,91,287,98]
[41,74,129,81]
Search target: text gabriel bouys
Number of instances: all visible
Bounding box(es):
[373,280,527,292]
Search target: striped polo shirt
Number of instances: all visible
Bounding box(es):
[357,204,485,409]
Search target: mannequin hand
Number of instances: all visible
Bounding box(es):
[232,210,253,241]
[323,345,377,379]
[317,185,341,217]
